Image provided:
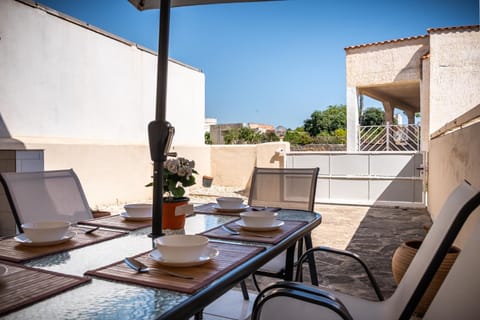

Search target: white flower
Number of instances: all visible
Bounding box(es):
[166,159,178,173]
[177,167,187,177]
[157,156,198,199]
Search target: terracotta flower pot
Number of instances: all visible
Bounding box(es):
[162,197,189,230]
[391,240,460,315]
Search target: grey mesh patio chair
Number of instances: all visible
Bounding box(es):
[248,167,319,290]
[251,180,480,320]
[0,169,94,232]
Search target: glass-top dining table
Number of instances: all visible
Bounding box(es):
[1,208,321,320]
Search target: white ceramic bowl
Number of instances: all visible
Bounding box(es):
[21,220,70,242]
[240,211,278,228]
[216,197,244,209]
[124,203,152,217]
[155,235,209,262]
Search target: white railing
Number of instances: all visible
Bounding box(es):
[359,124,420,151]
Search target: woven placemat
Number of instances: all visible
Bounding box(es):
[200,219,307,244]
[78,214,152,231]
[0,227,126,263]
[194,203,247,216]
[85,242,264,294]
[194,203,281,216]
[0,260,91,316]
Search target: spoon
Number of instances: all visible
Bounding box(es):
[124,257,194,279]
[221,225,273,238]
[252,206,281,212]
[83,226,99,234]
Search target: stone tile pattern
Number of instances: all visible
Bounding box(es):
[242,204,430,302]
[307,205,431,300]
[102,185,432,302]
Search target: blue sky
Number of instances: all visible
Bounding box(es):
[38,0,478,129]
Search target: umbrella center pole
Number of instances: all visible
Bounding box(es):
[150,0,172,242]
[150,161,164,239]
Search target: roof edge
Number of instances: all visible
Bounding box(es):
[428,25,480,34]
[344,35,428,51]
[345,25,479,51]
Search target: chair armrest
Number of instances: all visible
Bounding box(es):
[296,246,385,301]
[252,281,353,320]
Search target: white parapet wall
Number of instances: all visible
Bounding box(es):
[0,0,205,147]
[0,0,205,207]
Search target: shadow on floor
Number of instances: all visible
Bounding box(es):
[246,205,432,301]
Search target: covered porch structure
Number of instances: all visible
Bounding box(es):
[345,35,428,152]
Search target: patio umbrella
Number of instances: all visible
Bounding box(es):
[128,0,275,238]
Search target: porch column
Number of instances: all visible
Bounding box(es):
[405,110,415,124]
[346,86,359,152]
[383,101,394,123]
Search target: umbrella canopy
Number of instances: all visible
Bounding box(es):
[129,0,273,9]
[129,0,276,238]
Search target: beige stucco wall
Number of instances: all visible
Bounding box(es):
[210,145,256,188]
[420,56,431,152]
[346,38,429,87]
[426,28,480,242]
[15,137,153,206]
[345,37,429,151]
[0,139,289,209]
[428,110,480,219]
[171,144,212,179]
[428,108,480,247]
[428,28,480,134]
[210,142,289,188]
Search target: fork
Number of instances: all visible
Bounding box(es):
[124,257,194,279]
[73,224,99,234]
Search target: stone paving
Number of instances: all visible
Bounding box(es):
[306,204,431,300]
[187,186,432,302]
[104,185,432,304]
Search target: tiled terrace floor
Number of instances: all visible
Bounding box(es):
[186,186,432,319]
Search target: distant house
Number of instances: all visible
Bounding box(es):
[204,118,218,133]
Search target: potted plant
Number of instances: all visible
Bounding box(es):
[392,239,460,315]
[147,156,197,229]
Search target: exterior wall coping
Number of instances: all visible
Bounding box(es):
[344,25,478,52]
[428,25,479,34]
[344,35,427,51]
[431,104,480,139]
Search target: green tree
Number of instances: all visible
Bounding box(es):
[223,127,263,144]
[262,131,280,143]
[360,107,384,126]
[304,105,346,136]
[223,129,237,144]
[333,128,347,144]
[204,132,212,145]
[238,127,263,144]
[284,127,314,145]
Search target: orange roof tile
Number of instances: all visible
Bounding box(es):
[428,25,479,33]
[345,25,479,51]
[344,35,427,51]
